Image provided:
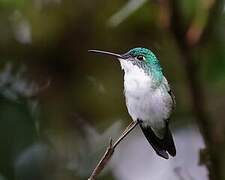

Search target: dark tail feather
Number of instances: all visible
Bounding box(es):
[165,123,176,156]
[140,124,169,159]
[139,122,176,159]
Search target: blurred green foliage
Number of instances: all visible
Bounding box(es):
[0,0,224,179]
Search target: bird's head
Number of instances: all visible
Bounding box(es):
[89,47,163,80]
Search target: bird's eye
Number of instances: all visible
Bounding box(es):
[136,55,144,61]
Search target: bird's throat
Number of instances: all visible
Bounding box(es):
[120,60,163,87]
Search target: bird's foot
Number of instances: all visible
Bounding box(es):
[137,119,143,124]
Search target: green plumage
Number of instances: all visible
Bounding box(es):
[127,48,163,83]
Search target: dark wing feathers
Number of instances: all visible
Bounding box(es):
[163,76,176,111]
[168,89,176,111]
[139,121,176,159]
[138,77,176,159]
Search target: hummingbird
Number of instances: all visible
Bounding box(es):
[89,47,176,159]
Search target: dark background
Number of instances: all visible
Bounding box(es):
[0,0,224,180]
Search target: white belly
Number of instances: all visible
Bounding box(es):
[120,60,172,131]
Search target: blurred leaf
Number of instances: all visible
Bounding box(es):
[0,0,28,9]
[108,0,147,27]
[15,143,50,180]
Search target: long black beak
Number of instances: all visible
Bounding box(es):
[88,49,123,58]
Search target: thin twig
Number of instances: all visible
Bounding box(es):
[88,121,139,180]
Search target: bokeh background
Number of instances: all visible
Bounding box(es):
[0,0,225,180]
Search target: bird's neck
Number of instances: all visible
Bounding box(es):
[120,60,163,87]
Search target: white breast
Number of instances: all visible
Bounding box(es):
[120,60,172,131]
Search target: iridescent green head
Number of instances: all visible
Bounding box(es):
[89,47,163,81]
[124,48,162,70]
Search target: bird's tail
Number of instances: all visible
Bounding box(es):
[139,121,176,159]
